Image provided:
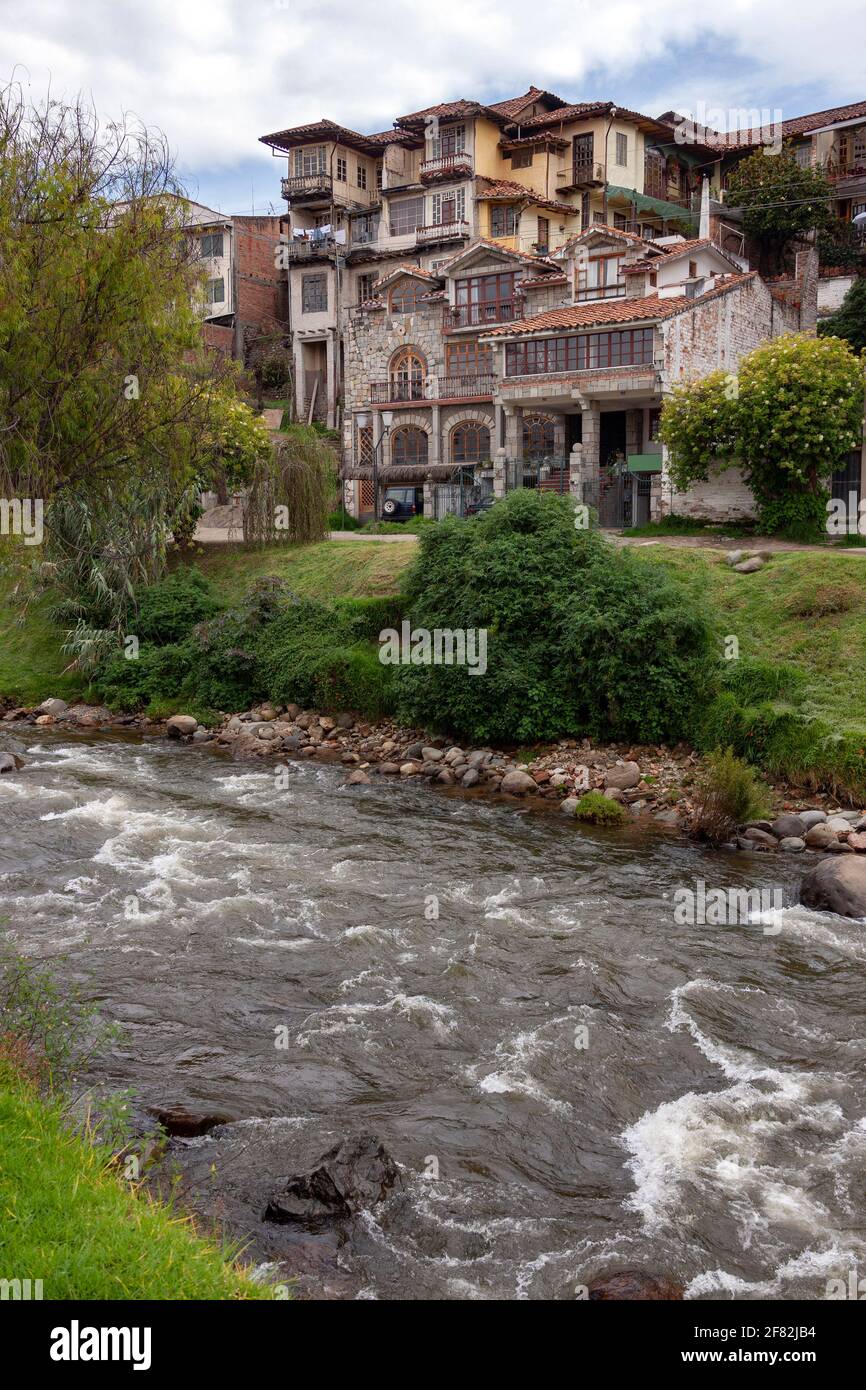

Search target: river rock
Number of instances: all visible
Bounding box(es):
[66,703,113,726]
[604,761,640,791]
[379,762,400,775]
[421,747,443,761]
[436,769,455,785]
[726,550,744,567]
[0,751,22,773]
[400,761,422,776]
[805,823,839,849]
[461,768,480,788]
[770,814,807,840]
[732,556,764,573]
[346,770,371,785]
[404,741,425,760]
[500,769,537,795]
[588,1271,684,1301]
[826,839,854,853]
[560,797,579,815]
[799,810,827,829]
[467,750,490,769]
[255,724,277,740]
[826,815,854,834]
[799,856,866,918]
[150,1106,230,1138]
[846,831,866,852]
[264,1134,401,1226]
[2,707,30,721]
[166,714,197,737]
[336,712,354,729]
[742,827,779,849]
[778,836,806,853]
[38,697,68,717]
[443,747,464,765]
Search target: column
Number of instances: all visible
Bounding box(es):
[493,447,507,499]
[429,403,441,469]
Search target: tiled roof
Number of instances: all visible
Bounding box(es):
[622,237,711,271]
[703,99,866,153]
[520,273,569,287]
[555,224,651,255]
[372,263,439,289]
[439,237,559,272]
[481,273,756,335]
[259,118,417,155]
[488,86,568,118]
[510,101,672,136]
[475,176,576,214]
[395,99,510,130]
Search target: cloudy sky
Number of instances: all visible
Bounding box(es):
[2,0,864,214]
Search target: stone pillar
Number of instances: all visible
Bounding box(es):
[430,403,441,468]
[653,443,674,521]
[503,406,521,461]
[493,401,505,451]
[325,330,337,430]
[569,443,583,501]
[423,472,435,518]
[580,403,600,509]
[494,447,507,499]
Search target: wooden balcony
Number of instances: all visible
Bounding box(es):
[281,172,333,203]
[283,238,334,260]
[415,220,470,244]
[443,299,519,332]
[559,161,605,192]
[369,374,495,404]
[420,152,473,182]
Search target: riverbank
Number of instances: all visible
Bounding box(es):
[0,1061,273,1300]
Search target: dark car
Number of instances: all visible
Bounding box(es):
[381,486,423,521]
[465,493,496,517]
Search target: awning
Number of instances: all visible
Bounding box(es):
[627,453,663,473]
[606,184,697,227]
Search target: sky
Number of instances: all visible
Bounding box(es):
[2,0,865,216]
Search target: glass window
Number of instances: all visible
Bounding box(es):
[294,145,326,177]
[505,328,654,375]
[336,156,347,182]
[523,413,556,458]
[391,427,428,467]
[357,164,367,190]
[615,132,628,166]
[200,232,224,258]
[301,273,327,313]
[491,205,520,237]
[451,422,491,464]
[205,277,225,305]
[390,348,426,400]
[389,280,426,314]
[511,150,533,169]
[390,197,425,236]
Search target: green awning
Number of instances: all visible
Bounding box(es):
[627,453,663,473]
[606,184,697,227]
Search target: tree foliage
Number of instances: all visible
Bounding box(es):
[726,145,834,273]
[661,334,864,537]
[819,275,866,354]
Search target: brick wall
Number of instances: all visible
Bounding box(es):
[232,215,288,356]
[200,322,234,357]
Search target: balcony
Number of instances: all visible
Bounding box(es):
[419,152,473,182]
[415,220,470,245]
[283,238,334,261]
[559,161,605,192]
[281,172,333,203]
[369,374,495,405]
[443,299,519,332]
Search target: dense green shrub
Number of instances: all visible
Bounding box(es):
[97,641,196,710]
[134,568,221,646]
[691,746,772,842]
[572,791,628,826]
[392,490,713,744]
[256,599,394,716]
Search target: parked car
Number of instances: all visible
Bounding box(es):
[381,486,423,520]
[465,493,496,517]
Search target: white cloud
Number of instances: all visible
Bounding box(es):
[2,0,864,178]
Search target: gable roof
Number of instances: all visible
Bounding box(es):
[508,101,674,139]
[372,263,439,290]
[439,237,559,274]
[702,98,866,153]
[481,272,757,335]
[475,176,577,215]
[622,238,746,274]
[487,86,569,118]
[259,118,419,156]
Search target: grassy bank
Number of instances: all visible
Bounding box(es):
[0,1063,272,1300]
[186,538,415,605]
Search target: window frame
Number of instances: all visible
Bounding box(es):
[390,425,428,468]
[389,196,425,237]
[301,272,328,314]
[504,326,655,376]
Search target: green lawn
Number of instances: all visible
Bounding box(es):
[634,545,866,734]
[0,1065,272,1300]
[185,538,416,605]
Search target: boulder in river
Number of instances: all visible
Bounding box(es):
[38,697,68,717]
[166,714,198,737]
[0,751,23,774]
[588,1270,684,1300]
[771,814,807,840]
[799,856,866,918]
[500,769,537,795]
[264,1135,401,1227]
[151,1106,231,1138]
[604,760,640,790]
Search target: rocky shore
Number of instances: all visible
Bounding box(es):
[6,695,866,856]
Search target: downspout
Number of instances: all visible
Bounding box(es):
[602,106,617,224]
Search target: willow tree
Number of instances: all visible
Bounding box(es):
[0,83,232,641]
[244,426,335,545]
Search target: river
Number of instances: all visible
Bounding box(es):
[2,728,865,1300]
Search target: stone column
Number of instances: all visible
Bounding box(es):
[423,472,435,518]
[494,447,507,499]
[430,403,441,468]
[579,403,600,510]
[493,401,505,452]
[653,443,674,521]
[569,443,583,501]
[325,330,337,430]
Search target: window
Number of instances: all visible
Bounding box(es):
[376,163,383,191]
[294,145,326,177]
[581,192,590,230]
[536,216,550,252]
[688,260,698,279]
[356,422,373,466]
[593,210,605,224]
[432,124,466,157]
[391,426,428,467]
[357,163,367,190]
[390,348,426,400]
[615,132,628,166]
[301,273,327,313]
[491,205,520,237]
[577,252,625,299]
[335,156,347,182]
[357,272,375,304]
[453,271,518,327]
[451,422,491,464]
[353,214,375,244]
[431,187,466,226]
[505,327,655,375]
[205,277,225,305]
[511,150,533,169]
[200,232,224,258]
[390,196,425,236]
[793,144,811,169]
[613,212,627,230]
[445,340,493,376]
[854,127,866,163]
[648,408,661,443]
[523,413,556,459]
[389,279,426,314]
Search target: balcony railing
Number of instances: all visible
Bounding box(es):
[444,299,519,331]
[283,238,334,260]
[415,220,470,244]
[369,374,496,404]
[420,152,473,181]
[281,172,333,200]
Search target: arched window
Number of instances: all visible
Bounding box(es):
[389,278,425,313]
[523,413,556,459]
[451,421,491,464]
[391,426,428,468]
[389,347,425,402]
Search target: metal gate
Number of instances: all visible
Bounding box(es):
[830,450,862,512]
[505,456,570,494]
[432,469,494,519]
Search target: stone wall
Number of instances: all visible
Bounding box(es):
[671,464,757,523]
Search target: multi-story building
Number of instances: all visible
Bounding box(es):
[259,91,701,434]
[183,200,289,360]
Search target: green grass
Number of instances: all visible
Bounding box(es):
[183,538,415,606]
[0,560,87,706]
[622,515,755,538]
[0,1063,273,1300]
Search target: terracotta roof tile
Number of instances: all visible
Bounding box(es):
[481,273,757,335]
[475,176,576,214]
[487,86,568,118]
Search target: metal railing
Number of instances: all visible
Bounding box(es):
[369,373,495,404]
[415,220,470,243]
[420,153,473,180]
[444,298,519,330]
